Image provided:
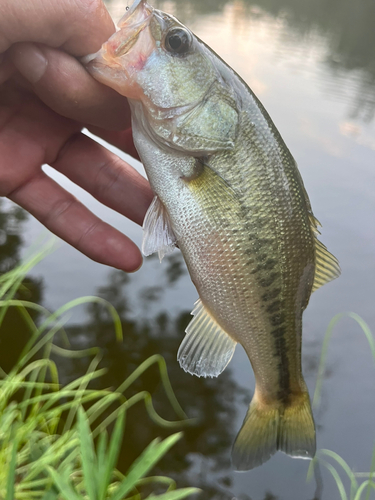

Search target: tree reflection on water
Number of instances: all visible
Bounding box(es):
[105,0,375,123]
[62,255,255,499]
[0,201,43,371]
[0,200,258,498]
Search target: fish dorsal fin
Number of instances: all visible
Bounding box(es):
[312,237,341,292]
[142,195,178,262]
[178,299,237,378]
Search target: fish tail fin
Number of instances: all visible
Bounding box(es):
[278,391,316,459]
[232,393,279,470]
[232,389,316,471]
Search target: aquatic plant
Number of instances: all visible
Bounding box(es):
[308,313,375,500]
[0,245,199,499]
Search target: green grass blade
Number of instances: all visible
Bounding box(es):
[318,449,358,498]
[135,476,176,492]
[63,353,103,433]
[91,392,189,441]
[145,488,201,500]
[5,436,18,500]
[354,480,375,500]
[99,409,126,500]
[110,433,182,500]
[48,467,82,500]
[365,445,375,500]
[313,313,375,409]
[37,296,123,344]
[18,318,68,369]
[320,459,348,500]
[97,430,109,500]
[78,407,98,500]
[117,355,187,421]
[41,488,60,500]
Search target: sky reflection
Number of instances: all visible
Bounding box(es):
[6,0,375,498]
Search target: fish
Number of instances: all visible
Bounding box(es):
[84,0,341,470]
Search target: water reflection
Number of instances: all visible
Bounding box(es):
[0,201,254,497]
[105,0,375,123]
[0,199,28,272]
[61,257,256,499]
[0,201,43,371]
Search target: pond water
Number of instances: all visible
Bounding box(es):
[1,0,375,498]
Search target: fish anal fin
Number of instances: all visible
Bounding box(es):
[142,195,178,262]
[312,237,341,292]
[232,389,316,470]
[177,298,237,378]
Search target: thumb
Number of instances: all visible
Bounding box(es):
[0,0,115,56]
[11,42,131,130]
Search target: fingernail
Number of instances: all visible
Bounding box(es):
[12,43,48,84]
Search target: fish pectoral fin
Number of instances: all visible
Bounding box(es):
[142,195,178,262]
[312,237,341,292]
[177,298,237,378]
[232,390,316,470]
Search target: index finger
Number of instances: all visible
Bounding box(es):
[0,0,115,56]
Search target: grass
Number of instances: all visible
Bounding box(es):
[0,244,199,500]
[2,244,375,499]
[308,313,375,500]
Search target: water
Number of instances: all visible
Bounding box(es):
[1,0,375,498]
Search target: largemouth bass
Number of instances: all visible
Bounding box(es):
[85,0,340,470]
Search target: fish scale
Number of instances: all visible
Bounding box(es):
[85,0,340,470]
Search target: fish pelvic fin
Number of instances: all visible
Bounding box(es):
[232,389,316,471]
[178,298,237,378]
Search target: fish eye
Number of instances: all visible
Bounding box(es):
[165,28,192,55]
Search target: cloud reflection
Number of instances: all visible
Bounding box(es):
[104,0,375,123]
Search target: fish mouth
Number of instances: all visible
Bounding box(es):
[106,0,154,59]
[83,0,155,97]
[117,0,152,27]
[101,0,154,63]
[82,0,154,67]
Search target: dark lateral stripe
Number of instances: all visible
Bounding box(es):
[259,272,280,288]
[266,300,282,314]
[271,327,291,404]
[261,288,281,302]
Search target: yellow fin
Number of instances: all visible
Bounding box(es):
[232,390,316,470]
[177,299,237,378]
[278,393,316,459]
[308,212,340,292]
[312,237,341,292]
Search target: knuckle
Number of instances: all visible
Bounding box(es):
[76,219,101,249]
[0,173,16,197]
[94,156,123,201]
[45,196,77,225]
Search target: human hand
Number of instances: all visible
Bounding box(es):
[0,0,153,272]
